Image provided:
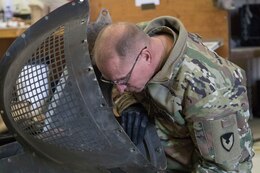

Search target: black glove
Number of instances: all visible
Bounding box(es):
[120,104,149,145]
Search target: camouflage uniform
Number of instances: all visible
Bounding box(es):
[112,16,254,172]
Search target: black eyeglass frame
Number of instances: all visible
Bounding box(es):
[100,46,147,85]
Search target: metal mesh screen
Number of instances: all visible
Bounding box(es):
[9,26,106,152]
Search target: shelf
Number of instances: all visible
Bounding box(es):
[231,47,260,59]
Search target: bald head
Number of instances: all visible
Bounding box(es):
[93,22,149,66]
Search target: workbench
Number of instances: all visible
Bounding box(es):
[0,28,27,59]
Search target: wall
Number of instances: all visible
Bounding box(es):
[0,0,229,59]
[89,0,229,58]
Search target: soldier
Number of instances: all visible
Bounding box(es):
[93,16,254,172]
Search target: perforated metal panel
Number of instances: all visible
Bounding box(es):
[11,25,105,151]
[12,26,66,137]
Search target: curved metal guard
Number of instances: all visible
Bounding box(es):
[0,0,167,172]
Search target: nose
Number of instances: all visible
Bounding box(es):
[115,84,127,94]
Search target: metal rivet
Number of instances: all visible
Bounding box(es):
[21,33,26,38]
[87,66,93,72]
[100,103,106,107]
[130,148,135,153]
[81,39,87,44]
[45,16,49,20]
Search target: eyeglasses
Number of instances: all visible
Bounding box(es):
[100,46,147,85]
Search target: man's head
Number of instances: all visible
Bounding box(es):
[93,22,156,93]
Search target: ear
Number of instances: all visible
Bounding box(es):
[141,49,152,64]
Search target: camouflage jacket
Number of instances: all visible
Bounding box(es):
[112,16,254,172]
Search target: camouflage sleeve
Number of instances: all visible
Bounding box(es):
[111,87,139,117]
[185,76,254,172]
[179,35,254,172]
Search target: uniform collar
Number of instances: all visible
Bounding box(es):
[143,16,188,83]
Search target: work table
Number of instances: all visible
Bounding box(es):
[0,27,27,38]
[0,27,28,59]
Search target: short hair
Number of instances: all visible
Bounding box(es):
[114,22,147,57]
[93,22,148,65]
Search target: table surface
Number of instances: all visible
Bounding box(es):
[0,27,28,39]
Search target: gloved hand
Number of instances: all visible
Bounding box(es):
[120,103,149,145]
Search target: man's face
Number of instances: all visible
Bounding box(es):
[98,47,149,94]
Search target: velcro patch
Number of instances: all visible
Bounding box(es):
[211,114,241,164]
[220,132,234,152]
